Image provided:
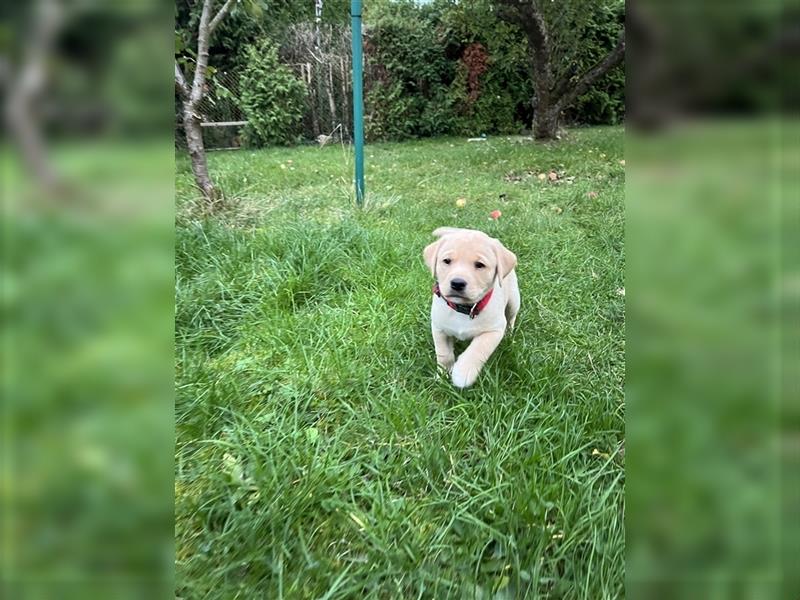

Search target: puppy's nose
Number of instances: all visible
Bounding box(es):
[450,278,467,292]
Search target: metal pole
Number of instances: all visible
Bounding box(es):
[350,0,365,206]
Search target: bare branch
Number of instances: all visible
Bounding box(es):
[556,31,625,112]
[175,61,189,99]
[209,0,235,36]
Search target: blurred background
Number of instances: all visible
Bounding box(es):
[1,0,174,598]
[1,0,798,598]
[626,0,798,598]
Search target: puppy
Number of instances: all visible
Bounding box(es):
[423,227,520,388]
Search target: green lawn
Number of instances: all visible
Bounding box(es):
[175,127,625,599]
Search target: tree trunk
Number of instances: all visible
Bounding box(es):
[174,0,234,212]
[4,0,65,193]
[517,2,558,140]
[183,107,218,207]
[534,108,559,140]
[6,88,62,191]
[495,0,624,142]
[531,55,559,140]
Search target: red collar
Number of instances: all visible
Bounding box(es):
[432,282,494,319]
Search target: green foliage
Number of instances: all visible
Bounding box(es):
[569,88,620,126]
[176,0,350,73]
[175,0,625,144]
[559,2,625,125]
[439,0,533,135]
[362,0,534,140]
[361,0,622,139]
[364,81,420,140]
[105,25,174,135]
[447,64,522,136]
[363,1,455,140]
[238,41,307,147]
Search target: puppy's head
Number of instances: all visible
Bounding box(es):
[423,227,516,303]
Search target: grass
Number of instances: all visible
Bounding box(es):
[175,127,625,599]
[3,139,174,596]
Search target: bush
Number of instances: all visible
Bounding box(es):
[238,41,307,147]
[569,88,618,125]
[363,1,454,140]
[364,80,421,140]
[438,0,532,135]
[559,2,625,126]
[445,43,529,136]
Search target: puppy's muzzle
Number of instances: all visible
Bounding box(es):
[449,278,467,292]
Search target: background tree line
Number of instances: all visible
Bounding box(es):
[174,0,625,149]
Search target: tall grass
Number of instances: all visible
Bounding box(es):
[176,128,625,598]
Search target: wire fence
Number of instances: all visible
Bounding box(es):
[283,23,353,145]
[176,24,353,151]
[202,70,246,150]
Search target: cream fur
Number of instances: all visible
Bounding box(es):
[423,227,520,388]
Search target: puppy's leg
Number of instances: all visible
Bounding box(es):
[451,329,504,388]
[504,272,521,331]
[432,328,455,373]
[505,287,521,331]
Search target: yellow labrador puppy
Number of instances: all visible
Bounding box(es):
[423,227,520,388]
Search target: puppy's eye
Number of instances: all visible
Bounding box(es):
[442,258,452,265]
[475,262,486,269]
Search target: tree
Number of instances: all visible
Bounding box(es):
[495,0,624,140]
[174,0,236,208]
[3,0,65,192]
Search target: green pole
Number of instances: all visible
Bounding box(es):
[351,0,365,206]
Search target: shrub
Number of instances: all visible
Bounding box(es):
[446,43,527,136]
[364,80,419,140]
[363,1,454,140]
[192,0,624,145]
[438,0,532,135]
[238,41,307,147]
[560,2,625,126]
[569,88,618,125]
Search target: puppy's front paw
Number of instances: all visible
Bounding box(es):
[451,360,480,389]
[436,355,455,374]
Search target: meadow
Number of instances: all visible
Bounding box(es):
[175,127,625,598]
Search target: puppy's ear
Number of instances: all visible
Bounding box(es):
[492,239,517,280]
[423,239,442,277]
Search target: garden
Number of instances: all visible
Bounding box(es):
[174,0,625,597]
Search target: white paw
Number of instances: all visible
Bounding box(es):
[451,362,480,389]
